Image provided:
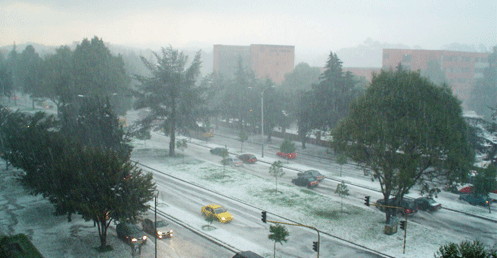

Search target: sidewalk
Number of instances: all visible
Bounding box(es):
[0,163,155,258]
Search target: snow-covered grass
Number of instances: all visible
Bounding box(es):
[130,135,497,258]
[1,103,495,257]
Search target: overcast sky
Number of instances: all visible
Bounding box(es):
[2,0,496,55]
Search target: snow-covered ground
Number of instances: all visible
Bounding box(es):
[129,132,497,258]
[1,101,496,257]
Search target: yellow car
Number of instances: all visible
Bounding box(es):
[201,204,233,223]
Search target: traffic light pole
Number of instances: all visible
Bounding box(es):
[263,217,320,258]
[364,196,408,254]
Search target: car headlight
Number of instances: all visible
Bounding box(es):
[131,238,137,242]
[143,236,147,240]
[157,231,163,235]
[169,230,173,233]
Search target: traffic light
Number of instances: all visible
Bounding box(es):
[312,241,319,252]
[364,196,370,206]
[400,220,407,230]
[261,211,267,223]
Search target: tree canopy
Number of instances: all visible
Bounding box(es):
[468,46,497,120]
[134,46,206,156]
[297,51,360,148]
[332,68,474,223]
[0,101,154,248]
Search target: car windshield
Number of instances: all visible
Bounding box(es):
[155,221,168,228]
[214,207,227,214]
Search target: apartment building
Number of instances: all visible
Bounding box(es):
[382,49,489,102]
[213,44,295,84]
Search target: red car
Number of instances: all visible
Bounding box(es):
[237,154,258,164]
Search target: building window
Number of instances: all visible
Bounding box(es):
[402,54,412,62]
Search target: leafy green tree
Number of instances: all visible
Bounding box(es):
[204,213,216,229]
[335,153,348,177]
[60,96,132,161]
[66,146,155,248]
[239,131,248,152]
[311,51,357,131]
[1,103,155,248]
[261,81,287,142]
[0,53,13,99]
[335,181,349,213]
[18,45,43,107]
[7,44,20,103]
[134,47,206,157]
[332,68,474,223]
[232,57,258,132]
[468,46,497,120]
[297,91,314,149]
[220,146,229,176]
[279,138,296,154]
[435,240,497,258]
[39,46,74,115]
[176,138,188,163]
[0,110,78,220]
[472,164,497,197]
[72,36,131,115]
[280,62,321,93]
[268,161,285,194]
[268,224,289,258]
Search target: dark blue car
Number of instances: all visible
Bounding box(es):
[459,194,492,207]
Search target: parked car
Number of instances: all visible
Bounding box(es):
[210,147,228,156]
[375,198,418,216]
[201,204,233,223]
[459,193,492,207]
[116,223,148,244]
[414,197,442,211]
[237,154,258,164]
[291,175,319,188]
[141,218,173,239]
[297,170,325,181]
[221,156,244,167]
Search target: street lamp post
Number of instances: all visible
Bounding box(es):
[154,189,159,258]
[261,87,272,158]
[261,90,265,158]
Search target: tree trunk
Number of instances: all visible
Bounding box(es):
[97,217,108,247]
[273,241,276,258]
[169,132,175,156]
[275,177,278,194]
